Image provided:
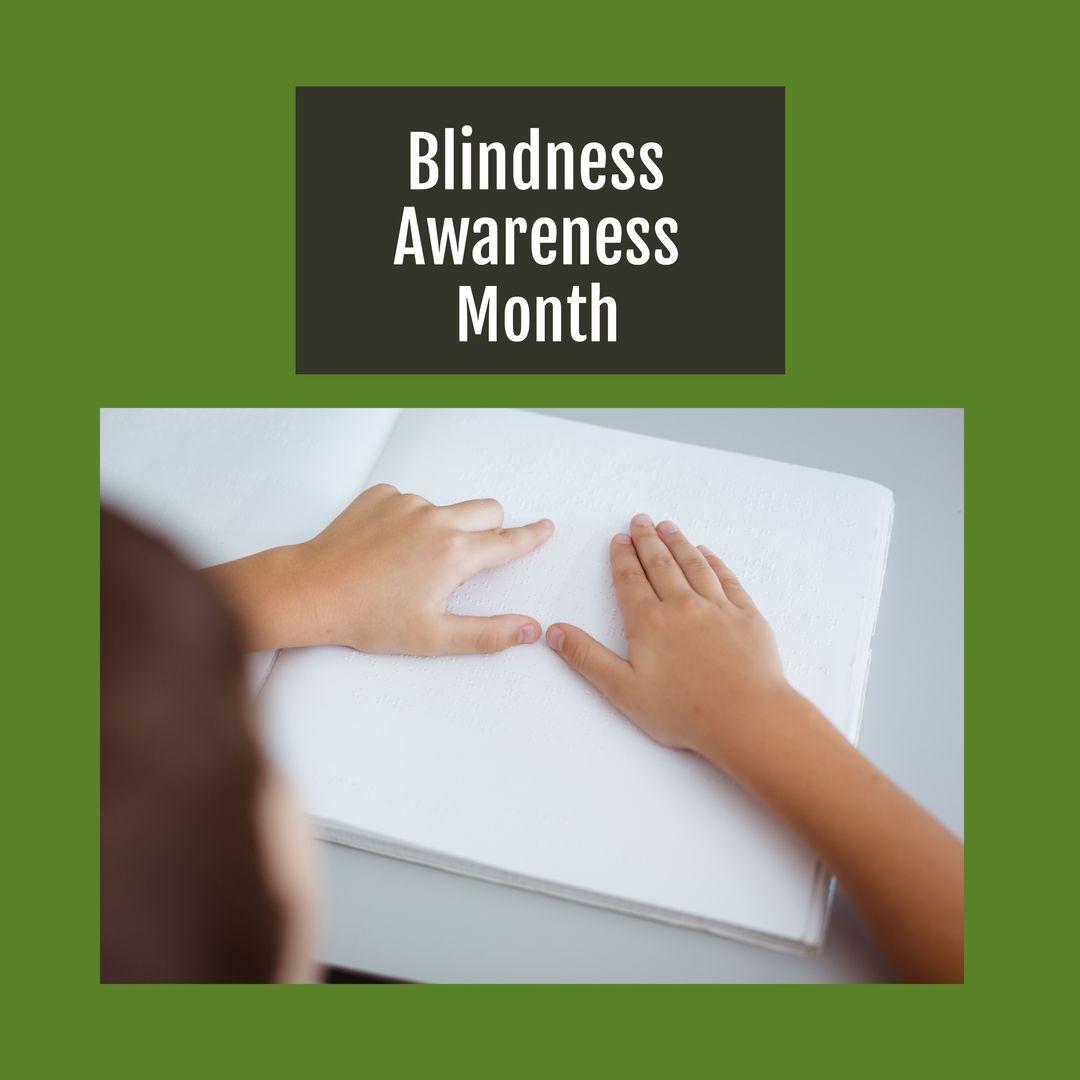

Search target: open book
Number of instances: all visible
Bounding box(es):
[100,408,893,953]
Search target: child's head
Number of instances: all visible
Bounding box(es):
[101,509,316,982]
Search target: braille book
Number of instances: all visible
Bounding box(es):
[100,408,893,953]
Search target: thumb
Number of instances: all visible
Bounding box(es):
[436,613,542,655]
[546,623,632,704]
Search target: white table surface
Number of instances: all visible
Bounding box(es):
[315,408,964,983]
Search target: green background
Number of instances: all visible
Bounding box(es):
[9,0,1070,1071]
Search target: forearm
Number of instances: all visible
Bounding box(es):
[203,546,320,652]
[701,689,964,982]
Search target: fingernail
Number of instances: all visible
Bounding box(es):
[657,520,678,536]
[536,518,554,530]
[612,532,633,545]
[632,513,653,527]
[517,623,540,645]
[698,544,713,556]
[547,626,565,651]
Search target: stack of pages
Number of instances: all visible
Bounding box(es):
[100,408,893,953]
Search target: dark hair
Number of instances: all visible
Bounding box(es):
[101,508,283,982]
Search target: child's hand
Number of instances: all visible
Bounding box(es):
[550,515,965,984]
[206,484,554,655]
[546,514,794,770]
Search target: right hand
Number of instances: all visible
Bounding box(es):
[546,513,797,771]
[549,514,967,985]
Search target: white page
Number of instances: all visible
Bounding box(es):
[99,408,402,686]
[100,408,402,563]
[259,409,893,949]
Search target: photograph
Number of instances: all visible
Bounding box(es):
[100,407,963,983]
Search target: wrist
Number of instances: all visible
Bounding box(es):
[205,543,320,652]
[694,681,811,779]
[702,683,851,811]
[258,542,325,649]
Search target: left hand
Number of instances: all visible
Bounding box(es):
[205,483,555,655]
